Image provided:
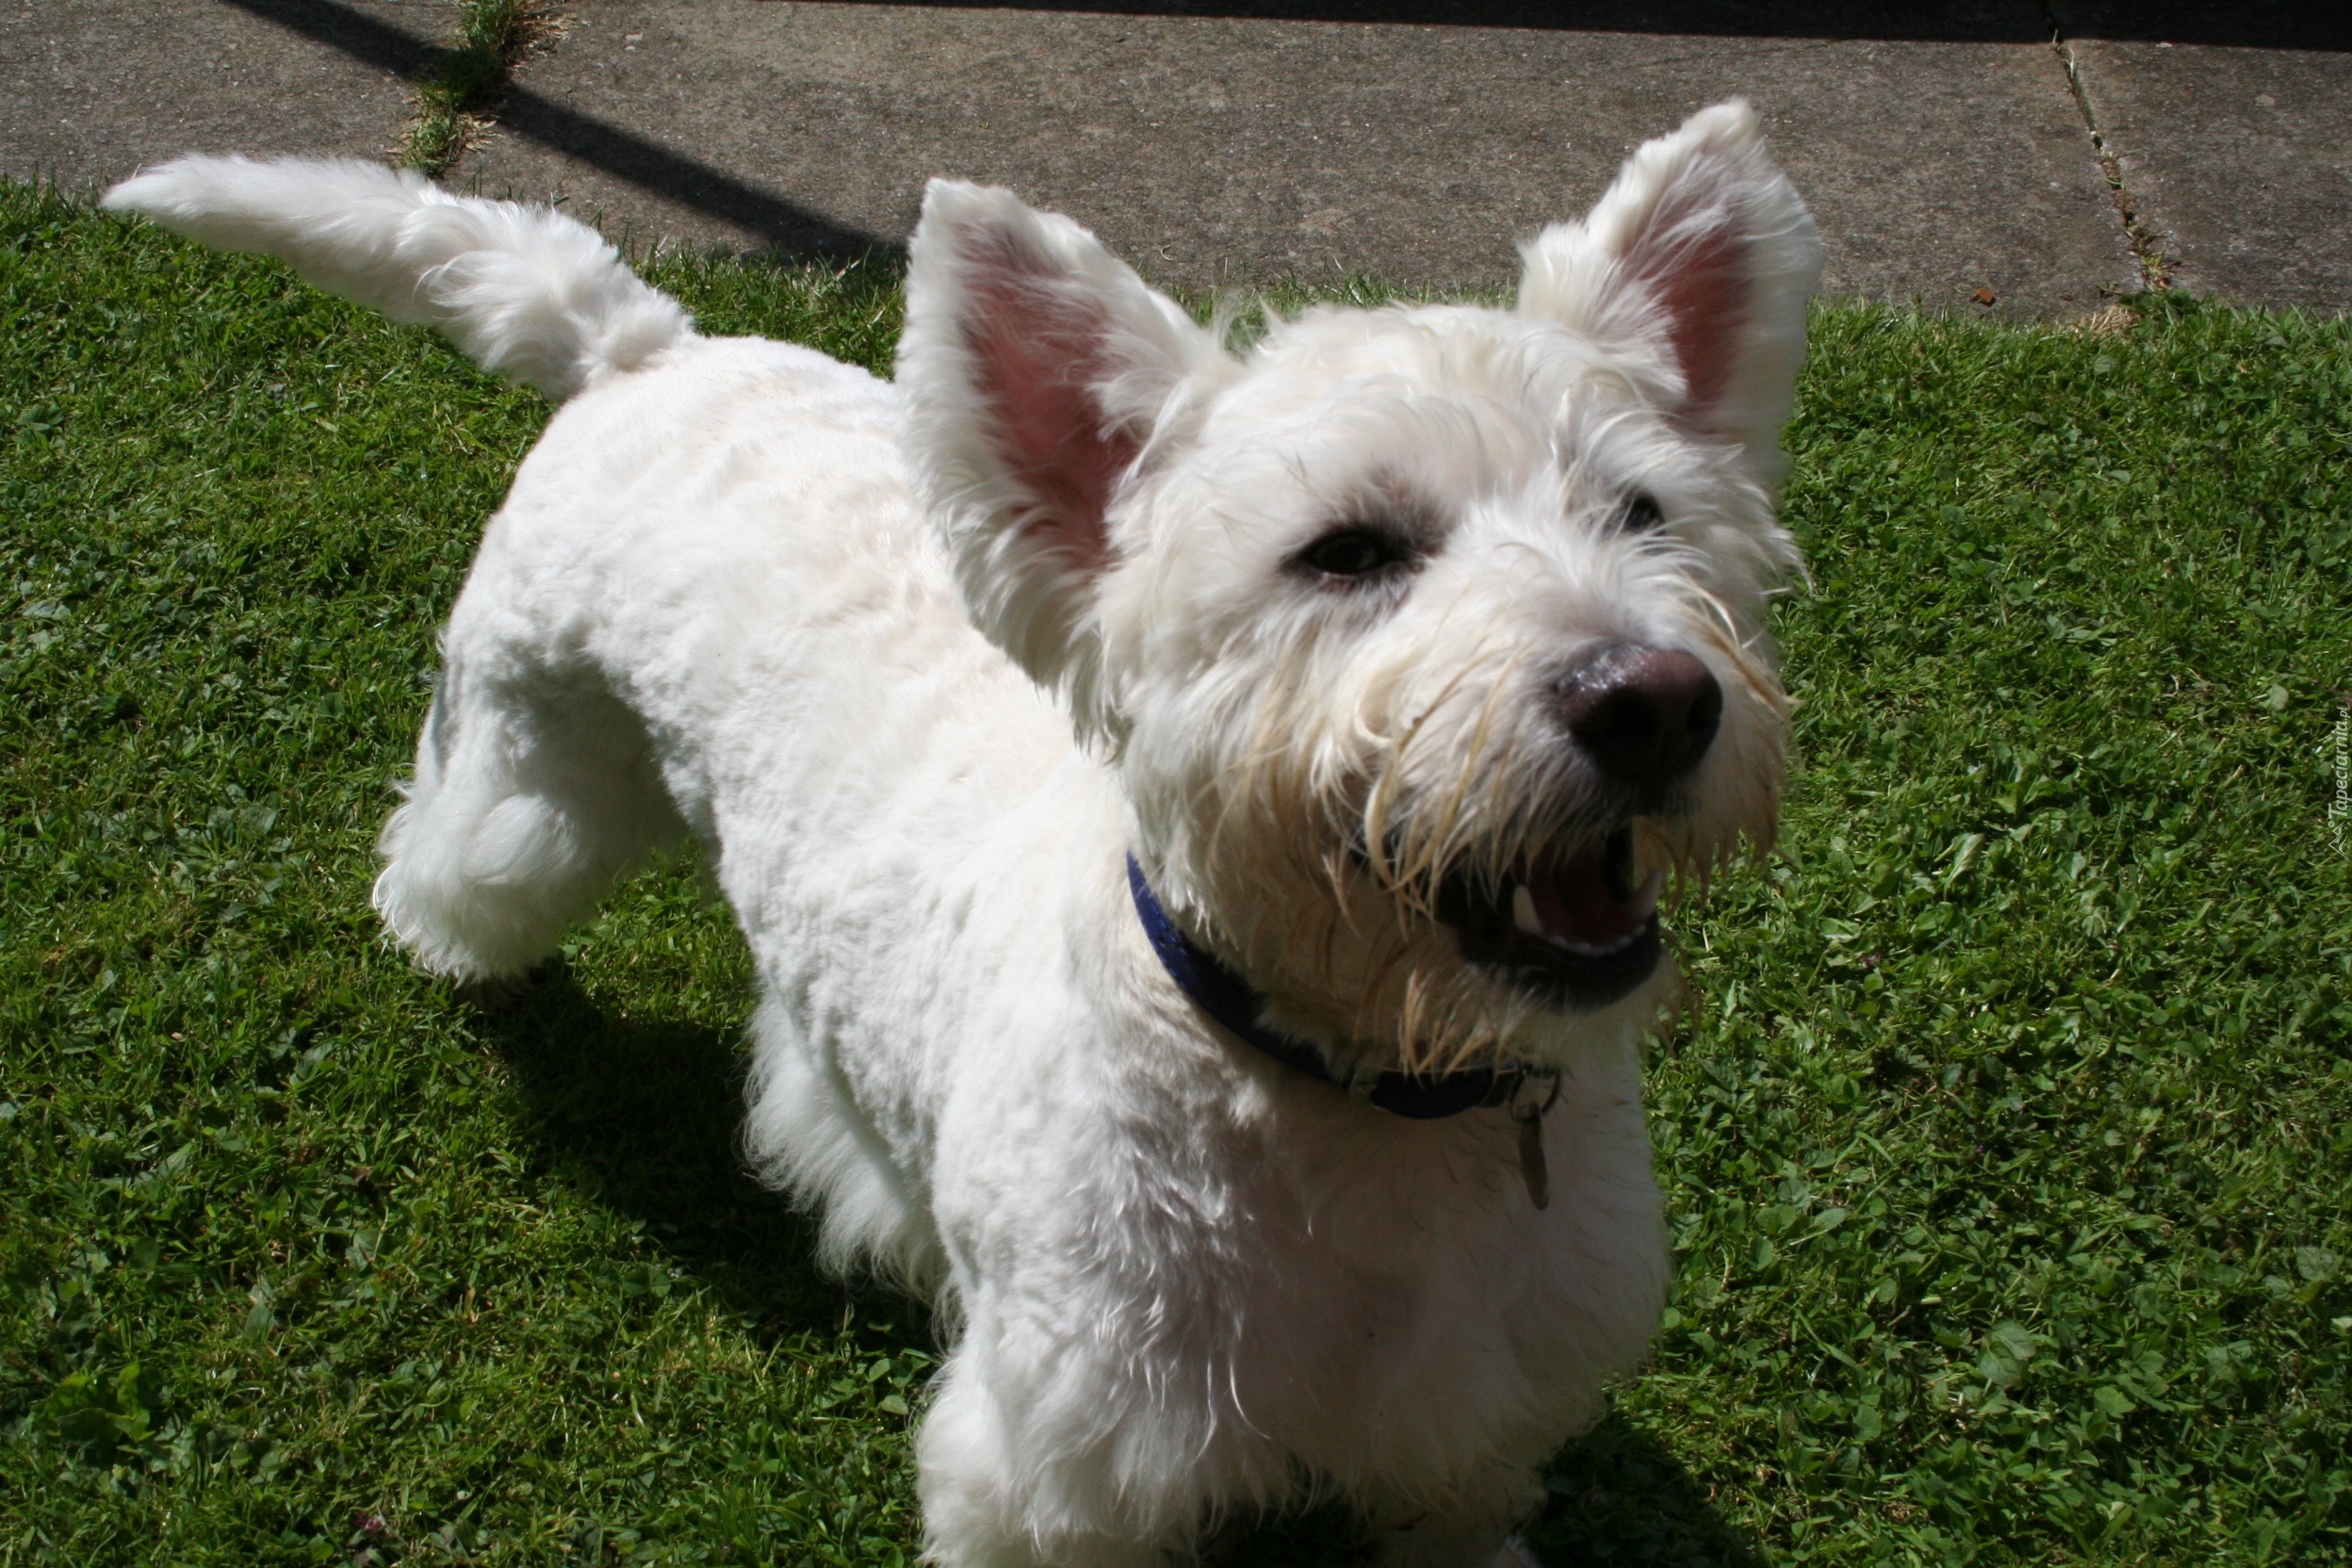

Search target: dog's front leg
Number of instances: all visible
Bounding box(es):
[915,1343,1192,1568]
[1366,1464,1545,1568]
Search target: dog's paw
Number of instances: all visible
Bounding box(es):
[454,969,541,1018]
[1493,1535,1546,1568]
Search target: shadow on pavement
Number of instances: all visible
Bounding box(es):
[487,85,896,258]
[219,0,443,78]
[215,0,898,260]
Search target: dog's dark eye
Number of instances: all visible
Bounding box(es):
[1297,526,1414,580]
[1620,494,1666,532]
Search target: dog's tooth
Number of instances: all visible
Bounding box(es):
[1511,884,1544,938]
[1630,869,1664,920]
[1560,929,1638,958]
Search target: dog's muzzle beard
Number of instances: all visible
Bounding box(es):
[1382,640,1729,1011]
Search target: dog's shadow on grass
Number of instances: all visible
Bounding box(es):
[475,968,1758,1568]
[1528,1413,1762,1568]
[475,963,923,1346]
[1214,1412,1760,1568]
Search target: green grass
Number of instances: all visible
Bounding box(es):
[2,180,2347,1565]
[400,1,558,177]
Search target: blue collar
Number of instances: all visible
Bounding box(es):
[1125,855,1552,1120]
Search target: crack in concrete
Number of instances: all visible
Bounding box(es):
[397,0,563,175]
[2045,8,2170,293]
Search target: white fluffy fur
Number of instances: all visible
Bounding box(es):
[106,102,1818,1567]
[103,155,691,400]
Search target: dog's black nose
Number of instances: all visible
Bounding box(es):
[1559,642,1723,795]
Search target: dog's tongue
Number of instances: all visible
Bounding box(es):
[1517,843,1645,952]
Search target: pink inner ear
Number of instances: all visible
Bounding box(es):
[962,239,1139,569]
[1648,221,1747,418]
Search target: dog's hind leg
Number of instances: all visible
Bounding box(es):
[372,658,684,982]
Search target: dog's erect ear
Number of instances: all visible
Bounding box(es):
[898,180,1228,713]
[1518,100,1821,482]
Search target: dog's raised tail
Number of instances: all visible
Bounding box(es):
[103,155,692,401]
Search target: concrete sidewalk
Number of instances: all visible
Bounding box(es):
[1,1,427,194]
[3,0,2345,314]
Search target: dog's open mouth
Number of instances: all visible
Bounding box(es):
[1436,826,1665,1008]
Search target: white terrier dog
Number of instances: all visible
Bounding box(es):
[106,100,1817,1567]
